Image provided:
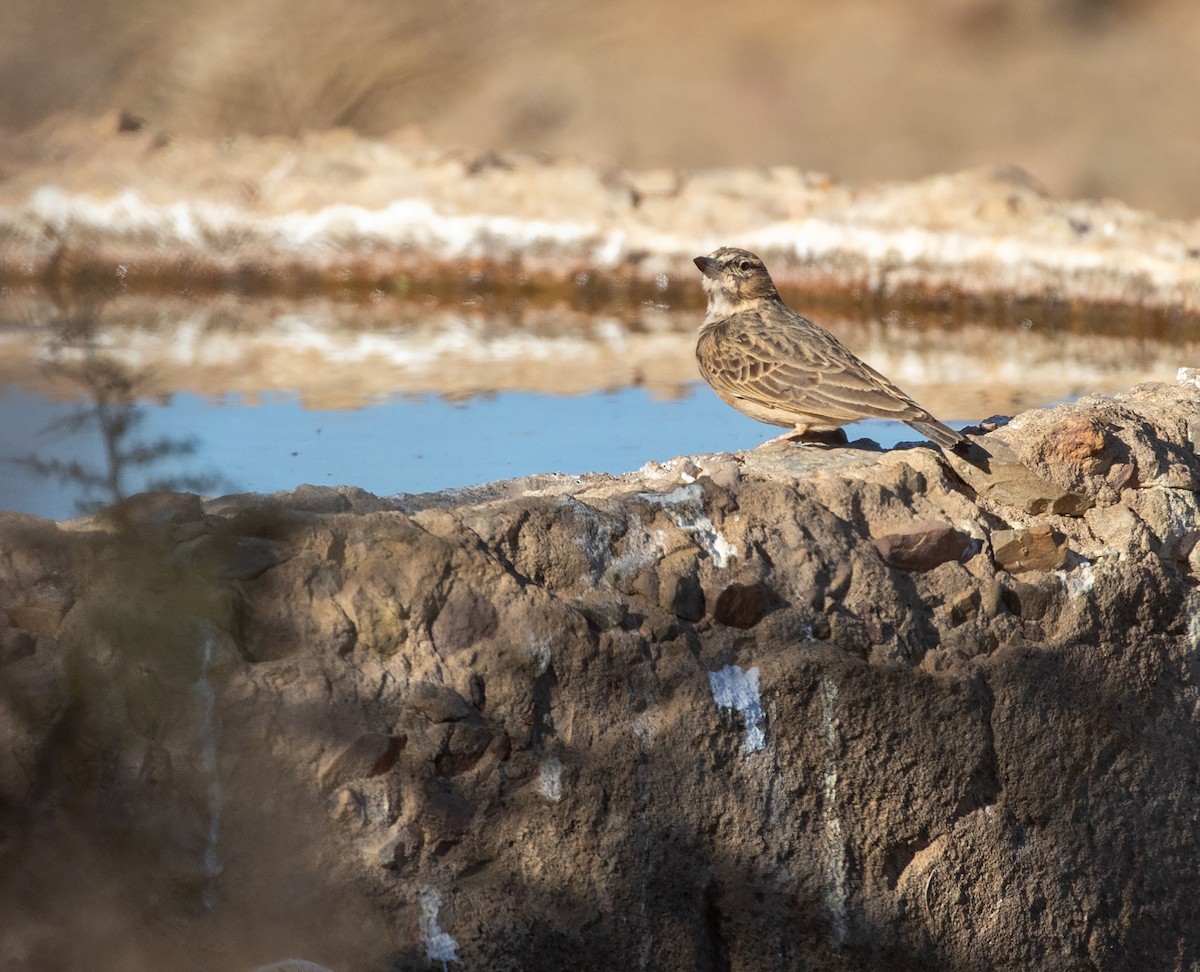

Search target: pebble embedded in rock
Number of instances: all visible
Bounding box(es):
[871,523,973,572]
[713,581,772,629]
[668,574,705,622]
[319,733,406,793]
[992,525,1068,573]
[409,683,474,723]
[948,588,981,626]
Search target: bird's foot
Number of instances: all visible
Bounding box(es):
[798,428,850,447]
[755,428,848,449]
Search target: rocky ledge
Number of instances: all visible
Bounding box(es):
[2,375,1199,970]
[6,119,1200,315]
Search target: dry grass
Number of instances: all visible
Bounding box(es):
[4,0,1200,214]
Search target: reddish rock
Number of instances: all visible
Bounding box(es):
[872,522,973,571]
[1041,415,1112,469]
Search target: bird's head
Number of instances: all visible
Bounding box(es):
[693,247,780,321]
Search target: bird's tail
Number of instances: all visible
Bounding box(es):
[907,417,969,453]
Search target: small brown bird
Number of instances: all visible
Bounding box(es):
[694,247,968,452]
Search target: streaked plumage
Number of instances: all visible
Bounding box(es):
[693,247,967,452]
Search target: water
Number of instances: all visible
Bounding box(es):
[1,291,1189,521]
[0,384,923,521]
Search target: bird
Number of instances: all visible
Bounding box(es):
[693,247,969,452]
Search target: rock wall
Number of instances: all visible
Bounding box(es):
[1,376,1199,970]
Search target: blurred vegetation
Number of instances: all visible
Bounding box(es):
[3,0,1200,214]
[7,296,224,513]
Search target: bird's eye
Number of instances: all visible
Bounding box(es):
[737,260,752,272]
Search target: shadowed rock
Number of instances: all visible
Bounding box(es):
[0,377,1198,969]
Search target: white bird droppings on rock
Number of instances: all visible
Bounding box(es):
[641,483,738,568]
[1056,560,1096,597]
[606,519,669,581]
[527,635,552,677]
[419,886,460,969]
[819,675,850,947]
[708,664,766,753]
[538,756,563,802]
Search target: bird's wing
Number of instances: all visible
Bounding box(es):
[707,314,927,423]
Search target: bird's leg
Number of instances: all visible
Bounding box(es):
[754,427,848,449]
[754,430,807,449]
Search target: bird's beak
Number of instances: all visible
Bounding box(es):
[693,255,722,280]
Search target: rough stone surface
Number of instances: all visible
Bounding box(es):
[0,378,1197,970]
[871,522,973,572]
[992,526,1070,573]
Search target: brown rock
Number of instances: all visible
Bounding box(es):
[945,436,1092,516]
[431,584,499,653]
[282,484,354,513]
[872,522,972,571]
[4,589,71,636]
[179,533,292,579]
[319,733,406,793]
[947,588,980,626]
[712,581,772,628]
[409,682,475,723]
[1106,461,1136,492]
[667,574,705,622]
[1041,415,1112,470]
[328,786,368,828]
[387,827,423,869]
[418,779,474,848]
[1,382,1199,971]
[986,389,1200,505]
[1002,575,1060,621]
[573,597,628,631]
[435,721,494,776]
[106,490,204,526]
[468,673,486,710]
[992,525,1068,573]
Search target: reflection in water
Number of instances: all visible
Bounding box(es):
[0,289,1194,519]
[3,291,1192,413]
[7,305,225,514]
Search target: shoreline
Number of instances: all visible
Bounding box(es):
[5,121,1200,314]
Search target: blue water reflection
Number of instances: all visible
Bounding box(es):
[0,386,939,521]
